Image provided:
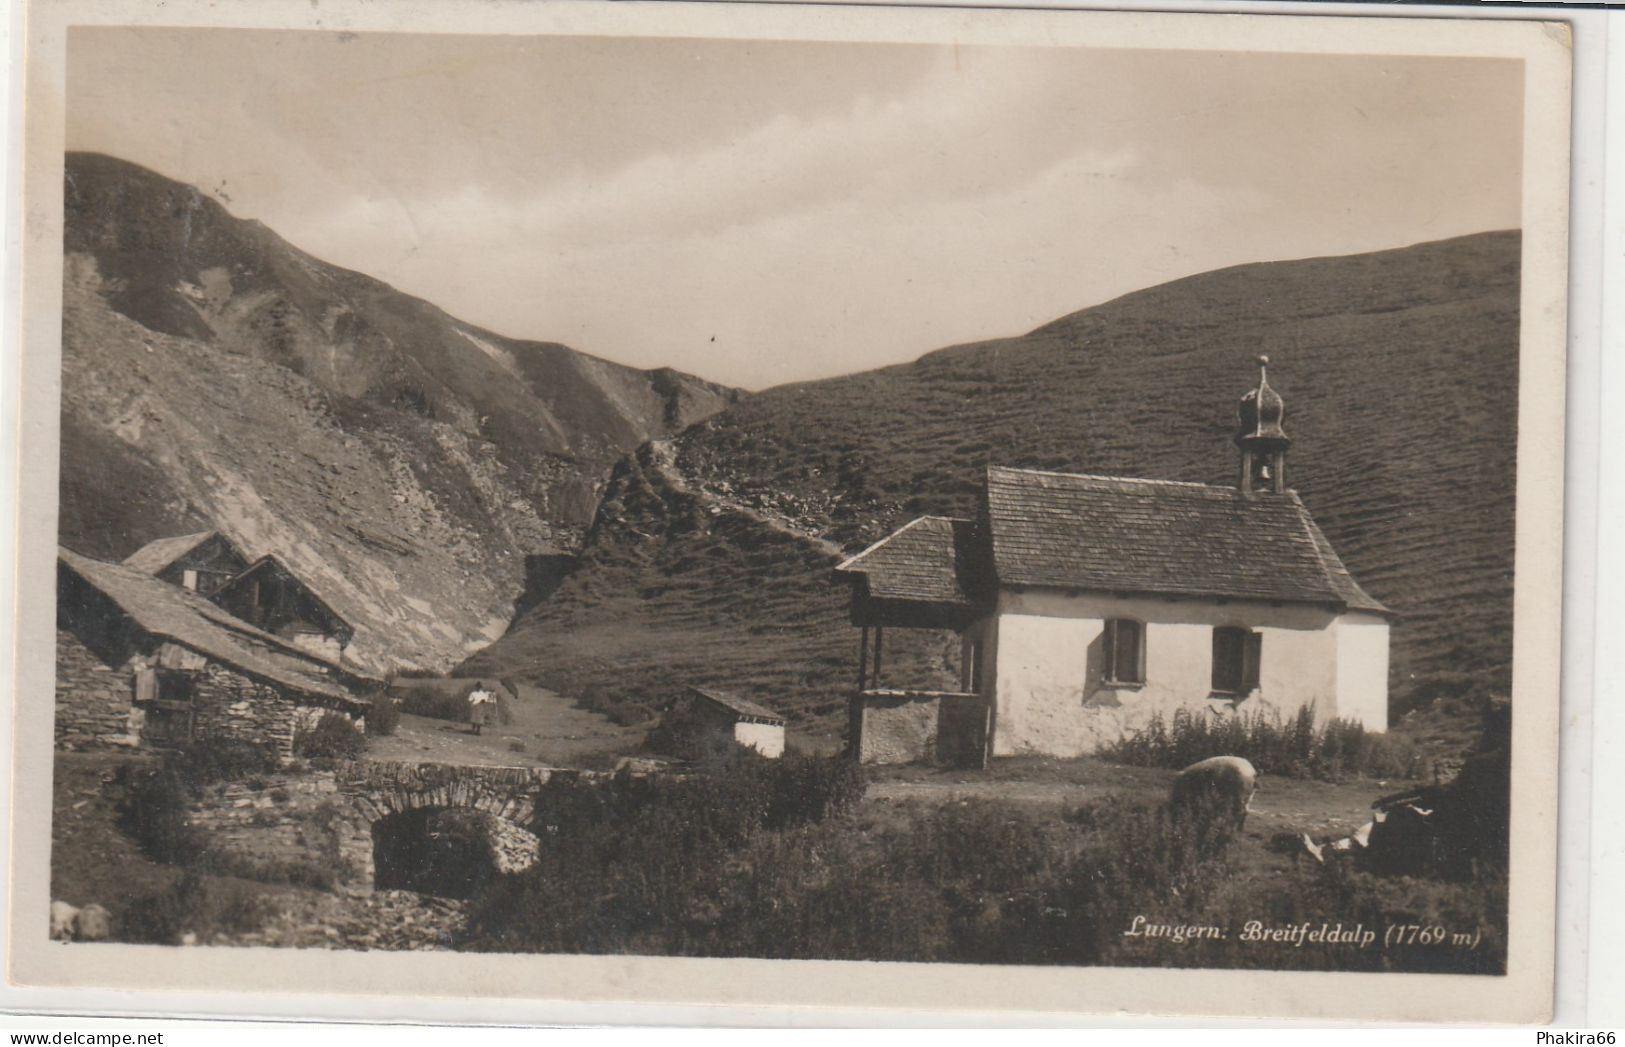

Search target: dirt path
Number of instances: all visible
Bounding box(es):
[365,681,649,770]
[646,440,845,558]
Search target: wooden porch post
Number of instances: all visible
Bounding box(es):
[873,625,884,690]
[857,625,869,693]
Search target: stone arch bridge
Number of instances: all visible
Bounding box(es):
[188,759,627,891]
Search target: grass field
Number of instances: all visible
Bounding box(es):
[457,753,1504,972]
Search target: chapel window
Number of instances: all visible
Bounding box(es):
[1103,618,1145,686]
[1211,626,1262,696]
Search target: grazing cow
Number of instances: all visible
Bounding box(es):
[1169,756,1258,830]
[49,901,79,941]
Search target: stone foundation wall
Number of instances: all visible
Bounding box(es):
[184,769,376,888]
[190,664,303,756]
[55,629,138,750]
[855,692,988,767]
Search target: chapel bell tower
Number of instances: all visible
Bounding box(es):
[1235,355,1289,494]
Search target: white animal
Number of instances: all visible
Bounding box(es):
[49,901,79,941]
[1169,756,1258,830]
[74,903,112,941]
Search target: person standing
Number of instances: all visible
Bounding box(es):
[468,682,494,735]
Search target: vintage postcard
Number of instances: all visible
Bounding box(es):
[5,0,1571,1025]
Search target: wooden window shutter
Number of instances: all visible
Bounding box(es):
[133,668,157,704]
[1243,632,1262,693]
[1212,627,1244,694]
[1104,619,1145,685]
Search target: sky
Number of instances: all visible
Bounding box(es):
[66,28,1523,390]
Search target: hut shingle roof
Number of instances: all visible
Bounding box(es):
[122,531,224,575]
[59,548,368,706]
[689,687,786,725]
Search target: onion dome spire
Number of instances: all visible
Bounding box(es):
[1234,355,1290,493]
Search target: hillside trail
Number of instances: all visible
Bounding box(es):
[645,440,846,559]
[365,681,646,770]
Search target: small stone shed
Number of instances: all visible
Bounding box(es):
[662,687,786,759]
[56,547,373,755]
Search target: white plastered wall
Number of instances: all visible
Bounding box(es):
[988,589,1355,757]
[733,720,785,758]
[1334,611,1390,731]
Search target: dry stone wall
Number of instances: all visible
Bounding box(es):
[855,691,988,766]
[191,664,303,755]
[181,760,626,891]
[55,629,138,750]
[183,769,376,887]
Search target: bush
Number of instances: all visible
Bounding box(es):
[1099,705,1422,781]
[366,696,401,737]
[173,736,282,786]
[458,782,1504,973]
[293,712,365,761]
[115,736,283,864]
[116,763,201,864]
[459,790,1237,965]
[460,752,866,953]
[120,871,276,945]
[763,751,866,829]
[603,701,654,727]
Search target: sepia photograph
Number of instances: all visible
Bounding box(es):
[6,0,1572,1024]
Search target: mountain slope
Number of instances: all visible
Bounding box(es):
[59,153,738,672]
[463,231,1520,735]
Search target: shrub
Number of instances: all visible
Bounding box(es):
[119,871,276,945]
[115,736,283,864]
[459,790,1238,966]
[458,781,1505,973]
[173,736,282,786]
[1099,705,1421,781]
[293,712,365,761]
[603,701,654,727]
[763,751,866,829]
[460,753,866,953]
[116,763,201,864]
[366,696,401,737]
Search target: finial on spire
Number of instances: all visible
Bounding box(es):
[1235,356,1289,493]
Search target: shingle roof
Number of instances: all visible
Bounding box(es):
[983,467,1390,614]
[689,687,786,725]
[833,516,981,607]
[59,548,369,706]
[122,531,224,575]
[214,555,353,634]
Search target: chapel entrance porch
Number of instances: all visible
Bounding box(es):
[847,607,988,770]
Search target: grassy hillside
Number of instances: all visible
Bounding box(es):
[59,153,738,671]
[463,231,1520,741]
